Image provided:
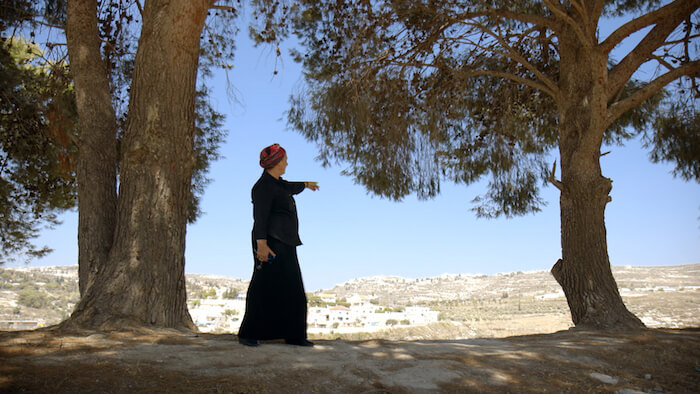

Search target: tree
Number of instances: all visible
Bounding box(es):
[222,288,239,299]
[200,288,218,299]
[288,0,699,329]
[56,0,218,330]
[60,0,280,330]
[0,1,229,274]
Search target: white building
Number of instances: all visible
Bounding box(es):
[404,306,440,325]
[189,292,440,334]
[189,298,246,333]
[307,295,439,332]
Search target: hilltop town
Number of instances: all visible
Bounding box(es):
[1,264,698,339]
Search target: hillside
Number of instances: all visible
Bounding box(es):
[1,264,698,338]
[321,264,699,338]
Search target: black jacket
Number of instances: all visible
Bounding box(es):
[252,171,306,246]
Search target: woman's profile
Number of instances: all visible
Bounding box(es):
[237,143,319,347]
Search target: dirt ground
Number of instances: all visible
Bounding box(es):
[0,327,698,393]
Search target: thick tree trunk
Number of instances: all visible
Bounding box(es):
[64,0,211,330]
[65,0,118,296]
[552,26,645,330]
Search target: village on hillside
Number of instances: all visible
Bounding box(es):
[190,291,439,334]
[1,264,698,336]
[0,266,441,333]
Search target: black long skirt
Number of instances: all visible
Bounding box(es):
[237,237,308,341]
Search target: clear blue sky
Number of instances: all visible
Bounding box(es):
[10,16,699,292]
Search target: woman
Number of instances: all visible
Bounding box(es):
[237,143,319,347]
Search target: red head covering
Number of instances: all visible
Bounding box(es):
[259,143,286,169]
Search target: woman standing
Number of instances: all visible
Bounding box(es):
[237,144,319,347]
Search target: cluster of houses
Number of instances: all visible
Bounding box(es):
[189,291,439,334]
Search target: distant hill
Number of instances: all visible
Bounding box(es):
[1,264,697,336]
[326,264,700,305]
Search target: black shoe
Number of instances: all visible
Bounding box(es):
[285,339,314,347]
[238,337,259,347]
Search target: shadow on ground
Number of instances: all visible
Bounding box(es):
[1,327,698,393]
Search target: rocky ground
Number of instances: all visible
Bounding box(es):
[1,327,698,393]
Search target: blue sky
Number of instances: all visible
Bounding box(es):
[9,15,700,292]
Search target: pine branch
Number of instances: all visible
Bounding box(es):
[542,0,591,46]
[606,0,698,99]
[600,0,698,54]
[465,8,559,32]
[136,1,143,17]
[210,5,234,12]
[453,69,557,99]
[649,54,676,72]
[606,60,700,128]
[28,17,64,30]
[548,160,563,192]
[458,21,559,98]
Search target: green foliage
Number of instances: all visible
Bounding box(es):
[199,288,217,299]
[287,0,699,217]
[223,309,238,316]
[603,0,664,16]
[0,1,36,32]
[189,87,227,222]
[17,287,51,308]
[0,37,77,264]
[334,297,351,307]
[307,294,327,307]
[376,306,405,313]
[222,288,239,299]
[644,104,700,182]
[400,319,410,325]
[385,319,398,326]
[286,1,560,214]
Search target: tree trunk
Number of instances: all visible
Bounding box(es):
[65,0,118,296]
[552,26,645,330]
[64,0,211,330]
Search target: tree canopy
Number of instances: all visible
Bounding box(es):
[287,0,698,215]
[0,0,236,263]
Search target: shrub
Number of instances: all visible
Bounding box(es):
[199,288,217,299]
[17,288,50,309]
[222,288,239,299]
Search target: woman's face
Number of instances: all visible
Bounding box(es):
[275,154,288,175]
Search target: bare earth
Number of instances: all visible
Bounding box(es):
[1,327,698,393]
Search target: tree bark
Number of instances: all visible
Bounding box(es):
[552,25,644,330]
[65,0,118,297]
[64,0,211,330]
